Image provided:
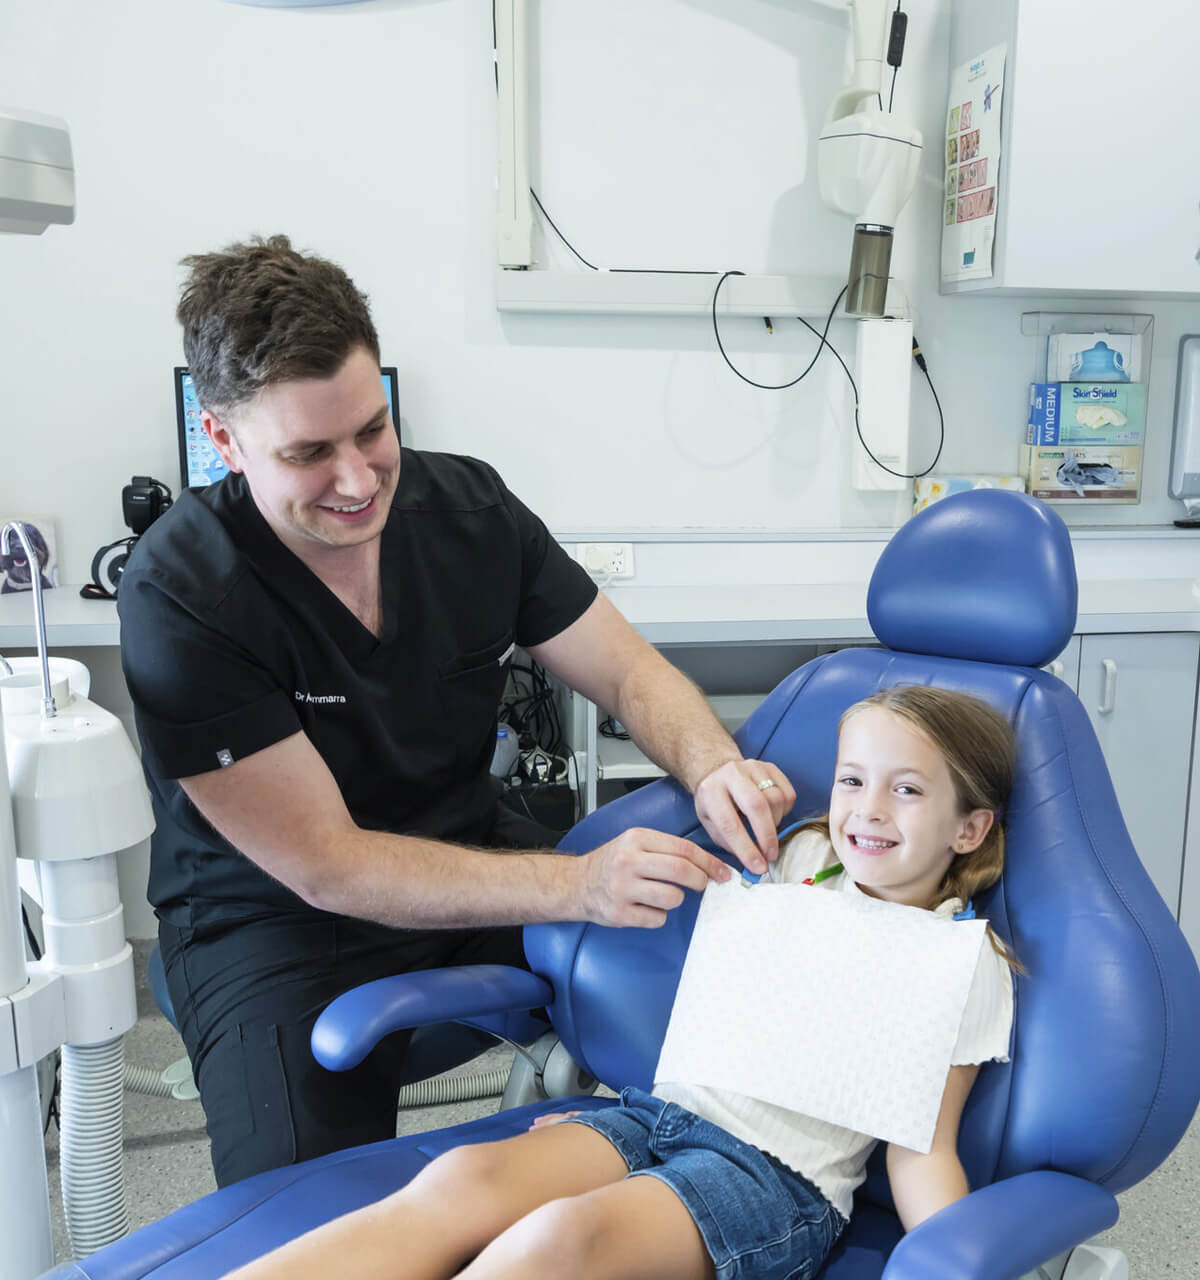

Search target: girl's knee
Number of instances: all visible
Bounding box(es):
[404,1141,508,1200]
[505,1196,609,1272]
[432,1146,504,1182]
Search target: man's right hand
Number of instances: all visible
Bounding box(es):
[573,827,731,928]
[179,731,732,931]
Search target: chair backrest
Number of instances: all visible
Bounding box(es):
[526,490,1200,1200]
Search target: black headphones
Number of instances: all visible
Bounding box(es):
[82,476,173,600]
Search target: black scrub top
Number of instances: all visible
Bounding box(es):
[118,450,597,928]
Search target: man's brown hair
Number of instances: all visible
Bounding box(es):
[177,234,380,413]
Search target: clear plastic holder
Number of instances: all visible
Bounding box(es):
[1021,312,1154,382]
[1020,313,1154,506]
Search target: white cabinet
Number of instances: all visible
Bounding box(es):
[1179,724,1200,959]
[1077,633,1200,917]
[1046,633,1195,926]
[946,0,1200,297]
[1043,635,1081,689]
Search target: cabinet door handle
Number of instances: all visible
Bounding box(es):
[1097,658,1118,714]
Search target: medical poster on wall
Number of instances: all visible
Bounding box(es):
[0,513,59,594]
[940,44,1006,284]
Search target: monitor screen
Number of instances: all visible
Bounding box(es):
[175,366,401,490]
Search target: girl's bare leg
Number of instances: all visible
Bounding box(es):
[223,1121,629,1280]
[460,1174,716,1280]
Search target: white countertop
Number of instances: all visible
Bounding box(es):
[605,578,1200,644]
[3,575,1200,651]
[0,589,120,649]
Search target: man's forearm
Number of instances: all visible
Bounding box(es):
[612,650,742,793]
[306,829,582,929]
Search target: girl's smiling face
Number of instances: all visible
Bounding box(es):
[829,705,994,908]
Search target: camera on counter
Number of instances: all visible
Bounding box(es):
[83,476,173,600]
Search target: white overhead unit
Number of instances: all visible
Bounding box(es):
[0,107,75,235]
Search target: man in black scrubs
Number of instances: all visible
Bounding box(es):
[119,235,795,1187]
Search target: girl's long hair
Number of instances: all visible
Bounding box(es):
[812,684,1023,971]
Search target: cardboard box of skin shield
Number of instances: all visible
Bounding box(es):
[1023,443,1142,503]
[912,474,1025,514]
[1026,382,1146,448]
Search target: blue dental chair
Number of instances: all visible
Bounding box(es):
[42,490,1200,1279]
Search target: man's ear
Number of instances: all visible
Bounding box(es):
[953,808,995,856]
[202,410,243,473]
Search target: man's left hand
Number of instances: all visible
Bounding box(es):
[693,759,796,874]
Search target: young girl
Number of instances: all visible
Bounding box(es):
[229,684,1018,1280]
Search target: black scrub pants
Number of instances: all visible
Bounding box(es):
[159,806,559,1188]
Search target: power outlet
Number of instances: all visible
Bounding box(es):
[578,542,635,579]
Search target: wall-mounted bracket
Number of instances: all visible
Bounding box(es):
[492,2,910,322]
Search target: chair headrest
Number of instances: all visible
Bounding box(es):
[866,490,1077,668]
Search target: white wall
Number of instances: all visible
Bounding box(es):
[0,0,1197,587]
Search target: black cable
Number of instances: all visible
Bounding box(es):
[886,2,905,113]
[713,274,946,477]
[45,1066,60,1134]
[599,715,630,741]
[528,189,601,272]
[22,904,41,961]
[792,317,945,479]
[495,1,719,281]
[911,339,946,476]
[711,273,845,391]
[492,0,942,477]
[529,188,720,279]
[503,661,567,759]
[491,0,498,91]
[500,659,585,824]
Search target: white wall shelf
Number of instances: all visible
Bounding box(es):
[495,268,912,321]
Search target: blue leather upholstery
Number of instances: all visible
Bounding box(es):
[44,491,1200,1280]
[149,936,546,1084]
[866,487,1078,668]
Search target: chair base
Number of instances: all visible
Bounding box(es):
[1024,1244,1129,1280]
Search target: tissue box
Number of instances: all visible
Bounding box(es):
[1046,331,1143,382]
[1023,444,1142,503]
[913,474,1025,514]
[1026,382,1146,447]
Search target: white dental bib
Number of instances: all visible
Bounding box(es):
[654,878,987,1153]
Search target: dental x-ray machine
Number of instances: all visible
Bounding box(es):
[814,0,925,490]
[816,0,922,319]
[0,107,155,1280]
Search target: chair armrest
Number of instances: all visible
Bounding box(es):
[882,1170,1118,1280]
[311,964,554,1071]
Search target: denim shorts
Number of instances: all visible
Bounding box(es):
[565,1087,846,1280]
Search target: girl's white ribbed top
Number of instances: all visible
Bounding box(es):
[653,828,1014,1221]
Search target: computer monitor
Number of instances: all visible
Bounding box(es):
[175,366,401,490]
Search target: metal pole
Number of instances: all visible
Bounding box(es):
[0,523,56,719]
[0,691,56,1277]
